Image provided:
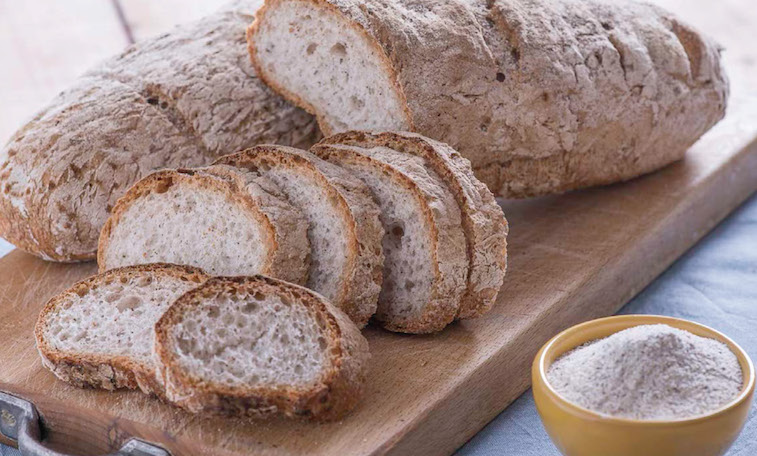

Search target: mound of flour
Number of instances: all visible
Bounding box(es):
[547,324,743,420]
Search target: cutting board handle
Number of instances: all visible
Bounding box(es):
[0,391,169,456]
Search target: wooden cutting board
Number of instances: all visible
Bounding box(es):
[1,1,756,455]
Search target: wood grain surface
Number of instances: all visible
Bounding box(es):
[0,1,755,455]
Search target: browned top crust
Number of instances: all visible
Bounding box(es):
[154,275,370,421]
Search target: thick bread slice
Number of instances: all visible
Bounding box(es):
[154,275,370,421]
[249,0,728,198]
[35,264,207,394]
[0,0,318,262]
[316,131,508,319]
[311,143,468,333]
[215,146,383,327]
[98,168,309,285]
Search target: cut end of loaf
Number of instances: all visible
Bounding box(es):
[250,0,412,135]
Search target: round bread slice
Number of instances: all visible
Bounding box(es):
[215,145,384,327]
[154,275,370,421]
[98,167,310,285]
[35,263,208,394]
[311,142,468,333]
[317,131,508,319]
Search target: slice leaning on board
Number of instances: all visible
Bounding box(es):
[315,131,508,320]
[249,0,728,197]
[98,133,509,333]
[35,264,209,396]
[0,0,318,262]
[36,266,369,421]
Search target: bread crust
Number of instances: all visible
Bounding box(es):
[215,145,384,328]
[154,276,370,421]
[0,1,319,262]
[97,168,310,286]
[312,143,468,333]
[250,0,728,197]
[34,263,208,394]
[318,131,508,319]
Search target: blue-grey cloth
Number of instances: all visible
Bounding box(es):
[1,193,755,456]
[457,193,757,456]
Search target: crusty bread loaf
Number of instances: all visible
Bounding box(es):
[98,167,310,285]
[0,0,319,262]
[154,275,370,420]
[35,264,207,394]
[312,142,467,333]
[315,131,508,319]
[250,0,728,197]
[215,146,384,327]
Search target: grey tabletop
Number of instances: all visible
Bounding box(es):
[1,193,755,456]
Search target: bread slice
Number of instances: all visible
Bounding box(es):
[154,275,370,421]
[249,0,728,198]
[316,131,508,319]
[311,142,468,333]
[215,146,383,327]
[35,264,207,394]
[98,167,310,285]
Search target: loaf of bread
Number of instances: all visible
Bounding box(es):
[35,264,207,394]
[249,0,728,197]
[155,275,370,420]
[215,146,384,328]
[98,167,311,285]
[0,0,319,262]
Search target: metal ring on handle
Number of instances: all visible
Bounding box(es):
[0,391,169,456]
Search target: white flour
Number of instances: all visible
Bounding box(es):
[547,324,743,420]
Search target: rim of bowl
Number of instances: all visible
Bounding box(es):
[536,314,756,426]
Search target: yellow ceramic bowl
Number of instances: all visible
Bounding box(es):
[532,315,755,456]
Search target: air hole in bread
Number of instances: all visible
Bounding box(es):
[330,43,347,57]
[116,295,142,312]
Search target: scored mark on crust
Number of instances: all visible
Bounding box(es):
[95,71,214,161]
